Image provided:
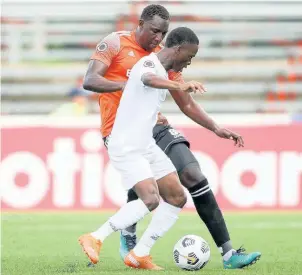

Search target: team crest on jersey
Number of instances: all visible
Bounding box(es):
[143,60,155,68]
[97,42,108,52]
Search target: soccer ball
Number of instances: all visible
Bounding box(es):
[173,235,210,271]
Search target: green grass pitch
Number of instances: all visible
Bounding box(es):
[2,212,302,275]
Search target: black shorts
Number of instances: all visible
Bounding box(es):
[153,124,190,153]
[153,124,198,173]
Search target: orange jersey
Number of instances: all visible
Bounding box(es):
[90,30,184,137]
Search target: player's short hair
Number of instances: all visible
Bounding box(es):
[165,27,199,48]
[140,4,170,21]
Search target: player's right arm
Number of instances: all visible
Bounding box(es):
[142,72,181,90]
[83,33,125,93]
[142,72,203,93]
[83,61,125,93]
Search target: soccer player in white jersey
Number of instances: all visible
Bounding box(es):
[78,27,204,270]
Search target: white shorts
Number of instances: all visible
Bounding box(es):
[108,143,176,190]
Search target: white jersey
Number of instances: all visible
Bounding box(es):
[108,52,168,154]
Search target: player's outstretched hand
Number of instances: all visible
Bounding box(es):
[214,128,244,147]
[179,81,206,94]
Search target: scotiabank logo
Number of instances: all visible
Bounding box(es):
[193,151,302,209]
[1,126,302,210]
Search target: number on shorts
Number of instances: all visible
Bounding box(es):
[169,129,181,138]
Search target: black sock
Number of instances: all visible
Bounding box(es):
[220,240,233,256]
[188,179,232,255]
[127,189,138,202]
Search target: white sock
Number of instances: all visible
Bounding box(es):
[223,249,236,261]
[133,201,181,257]
[91,199,150,242]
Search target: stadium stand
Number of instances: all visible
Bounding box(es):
[1,0,302,114]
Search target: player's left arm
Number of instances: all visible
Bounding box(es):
[169,72,244,147]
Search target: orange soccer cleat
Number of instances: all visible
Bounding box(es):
[124,250,163,270]
[78,234,102,264]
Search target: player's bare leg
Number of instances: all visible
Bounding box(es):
[119,168,186,260]
[124,171,186,270]
[156,170,187,208]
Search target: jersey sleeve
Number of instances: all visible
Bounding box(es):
[168,71,185,84]
[90,33,121,67]
[139,59,157,79]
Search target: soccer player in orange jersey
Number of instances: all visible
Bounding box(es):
[82,4,261,269]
